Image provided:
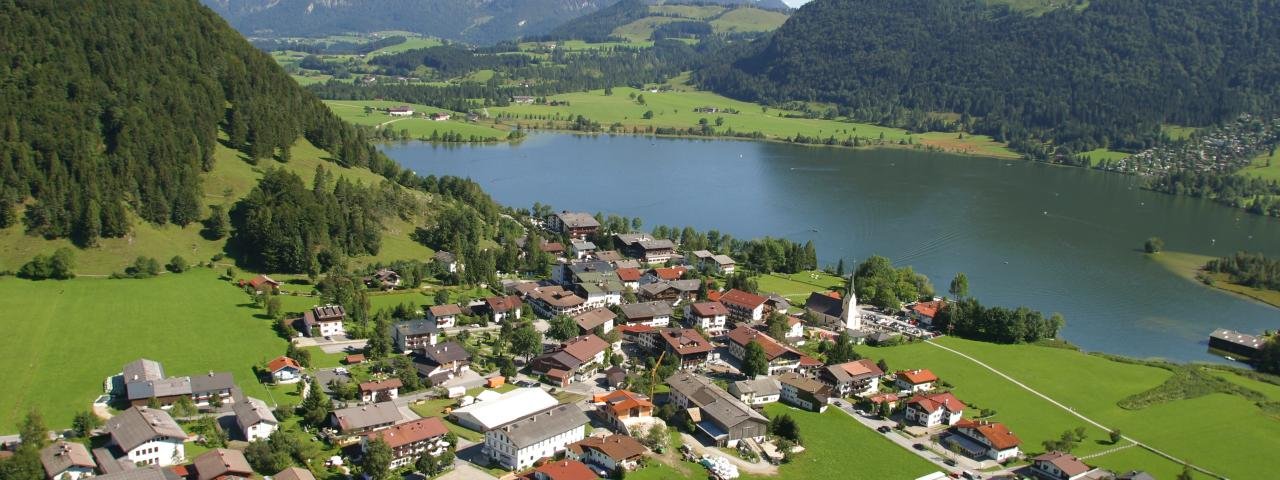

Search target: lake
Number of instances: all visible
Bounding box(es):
[384,133,1280,362]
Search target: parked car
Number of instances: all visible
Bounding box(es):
[944,459,957,466]
[912,443,926,451]
[877,426,891,433]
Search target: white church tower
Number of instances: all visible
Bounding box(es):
[842,282,861,331]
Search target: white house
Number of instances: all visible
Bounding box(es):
[388,106,414,117]
[428,304,462,329]
[451,388,559,432]
[303,305,346,338]
[728,377,781,406]
[896,369,939,393]
[566,435,647,472]
[684,302,728,336]
[711,254,736,275]
[950,420,1021,462]
[267,356,303,384]
[719,289,766,324]
[104,406,187,467]
[360,379,402,403]
[485,295,523,323]
[1031,451,1097,480]
[234,396,279,442]
[484,404,589,470]
[40,441,96,480]
[620,302,672,328]
[904,392,965,428]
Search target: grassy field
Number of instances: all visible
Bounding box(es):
[322,100,510,140]
[752,270,846,304]
[369,36,442,56]
[612,17,682,42]
[1239,148,1280,182]
[1079,147,1131,166]
[710,8,790,34]
[860,337,1280,478]
[1148,251,1280,309]
[748,403,938,479]
[490,85,1018,158]
[0,268,287,433]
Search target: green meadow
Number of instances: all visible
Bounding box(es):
[322,100,511,140]
[1239,147,1280,182]
[1148,251,1280,309]
[710,8,789,34]
[753,270,846,303]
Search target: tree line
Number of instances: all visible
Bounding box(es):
[1206,252,1280,292]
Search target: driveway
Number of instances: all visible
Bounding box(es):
[435,463,498,480]
[678,433,777,476]
[831,402,985,474]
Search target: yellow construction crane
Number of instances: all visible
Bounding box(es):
[648,350,666,398]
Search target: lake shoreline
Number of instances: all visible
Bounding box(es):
[1147,251,1280,310]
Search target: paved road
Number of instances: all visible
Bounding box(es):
[923,340,1227,479]
[677,433,777,476]
[830,402,976,476]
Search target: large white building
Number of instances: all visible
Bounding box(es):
[450,388,559,432]
[103,406,187,467]
[484,404,589,470]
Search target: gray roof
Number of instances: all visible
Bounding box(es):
[331,403,402,432]
[637,239,675,250]
[805,292,844,317]
[189,371,235,394]
[396,319,439,337]
[667,372,766,430]
[96,466,183,480]
[621,301,673,320]
[234,396,278,432]
[122,359,165,384]
[41,441,95,476]
[105,406,187,453]
[434,251,457,263]
[1210,328,1263,348]
[127,376,191,400]
[1116,471,1156,480]
[92,447,128,474]
[192,448,253,480]
[568,261,615,275]
[421,341,470,365]
[731,377,780,397]
[669,279,701,292]
[712,254,735,265]
[555,211,600,228]
[495,404,589,449]
[614,233,650,246]
[273,467,318,480]
[571,240,597,250]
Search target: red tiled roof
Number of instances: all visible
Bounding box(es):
[345,354,366,364]
[869,393,900,404]
[619,324,655,335]
[727,325,788,359]
[600,390,653,416]
[836,359,884,379]
[267,356,301,373]
[249,275,279,289]
[689,302,728,317]
[569,435,647,462]
[429,304,463,317]
[529,460,598,480]
[911,300,945,319]
[541,242,566,253]
[706,291,722,302]
[616,268,642,282]
[720,289,766,309]
[359,378,403,393]
[486,295,523,312]
[906,392,966,414]
[954,419,1021,450]
[654,328,713,355]
[365,417,448,449]
[651,267,686,281]
[897,369,939,385]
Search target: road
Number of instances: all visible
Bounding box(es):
[922,339,1226,479]
[829,401,979,476]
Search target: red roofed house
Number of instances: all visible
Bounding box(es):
[540,242,566,256]
[896,369,939,392]
[567,435,647,472]
[484,295,524,323]
[526,459,598,480]
[1030,451,1098,480]
[359,379,403,403]
[719,289,767,324]
[615,268,641,290]
[428,304,463,329]
[247,275,280,294]
[530,335,610,386]
[267,356,303,384]
[683,302,729,336]
[596,390,654,434]
[648,328,715,369]
[820,359,884,397]
[362,417,449,469]
[910,300,945,327]
[948,420,1022,462]
[725,325,817,376]
[904,392,966,427]
[646,267,686,282]
[345,354,366,365]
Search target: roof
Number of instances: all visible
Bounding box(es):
[345,354,366,364]
[273,467,318,480]
[420,341,470,365]
[434,251,457,263]
[1033,451,1093,477]
[310,304,346,322]
[906,392,966,414]
[726,326,795,362]
[720,289,766,309]
[106,406,187,452]
[615,267,641,282]
[805,292,845,317]
[495,404,589,449]
[453,388,559,431]
[359,378,404,393]
[94,466,180,480]
[233,396,278,432]
[541,242,566,253]
[248,275,280,288]
[599,390,653,416]
[534,288,586,308]
[127,376,191,400]
[555,211,600,229]
[650,267,685,280]
[637,239,676,251]
[574,308,617,331]
[653,328,713,355]
[123,358,165,383]
[365,417,448,449]
[620,301,673,320]
[689,302,728,317]
[829,359,884,381]
[41,441,95,476]
[190,371,235,395]
[1116,471,1156,480]
[666,372,766,430]
[897,369,939,385]
[911,300,945,318]
[192,448,253,480]
[569,435,647,462]
[732,377,781,397]
[595,250,624,262]
[560,335,609,363]
[712,254,735,266]
[331,403,402,432]
[777,372,831,396]
[267,356,302,373]
[529,459,598,480]
[429,304,463,317]
[486,295,523,313]
[1210,328,1264,348]
[571,240,597,251]
[954,419,1021,450]
[692,250,714,259]
[395,319,439,337]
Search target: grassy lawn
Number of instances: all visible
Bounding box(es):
[322,100,510,140]
[864,337,1280,478]
[1161,124,1198,141]
[1148,251,1280,309]
[0,268,287,433]
[649,4,726,19]
[612,17,681,43]
[409,398,484,442]
[752,270,846,303]
[1079,147,1130,166]
[749,404,937,480]
[368,36,442,56]
[709,8,789,34]
[1239,148,1280,182]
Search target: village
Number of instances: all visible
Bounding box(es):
[20,210,1157,480]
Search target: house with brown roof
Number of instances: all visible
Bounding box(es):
[595,390,654,434]
[614,267,641,290]
[637,279,700,305]
[366,269,401,290]
[619,301,672,328]
[573,307,616,335]
[103,406,187,467]
[329,403,402,435]
[684,302,729,336]
[1030,451,1100,480]
[412,341,471,386]
[549,211,600,240]
[909,300,945,327]
[233,396,279,442]
[484,295,524,323]
[428,304,463,329]
[191,448,253,480]
[904,392,966,427]
[567,435,647,471]
[272,467,317,480]
[666,372,767,448]
[530,335,610,386]
[40,441,96,480]
[719,289,767,324]
[267,356,303,384]
[360,379,403,403]
[247,275,280,294]
[896,369,939,392]
[530,286,589,318]
[524,459,598,480]
[820,359,884,397]
[648,328,714,370]
[777,372,832,412]
[725,326,819,376]
[362,417,450,469]
[302,305,346,338]
[948,420,1022,462]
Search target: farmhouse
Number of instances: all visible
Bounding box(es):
[567,435,647,472]
[726,325,819,376]
[777,372,832,412]
[684,301,729,335]
[363,417,450,470]
[367,269,401,290]
[648,328,714,369]
[948,419,1022,462]
[525,459,598,480]
[412,341,471,385]
[530,335,610,386]
[303,305,346,338]
[729,376,781,406]
[452,388,560,432]
[904,392,966,427]
[394,320,440,353]
[233,396,279,442]
[485,404,590,470]
[719,289,767,324]
[595,390,654,434]
[666,372,768,447]
[573,307,616,334]
[620,301,672,327]
[191,448,253,480]
[103,406,187,467]
[428,304,463,329]
[330,403,402,435]
[247,274,280,294]
[359,378,403,403]
[820,359,884,397]
[119,359,235,408]
[548,211,600,239]
[267,356,303,384]
[40,441,96,480]
[430,112,451,121]
[896,369,939,392]
[388,106,414,116]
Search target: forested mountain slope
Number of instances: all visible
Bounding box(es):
[696,0,1280,156]
[202,0,616,45]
